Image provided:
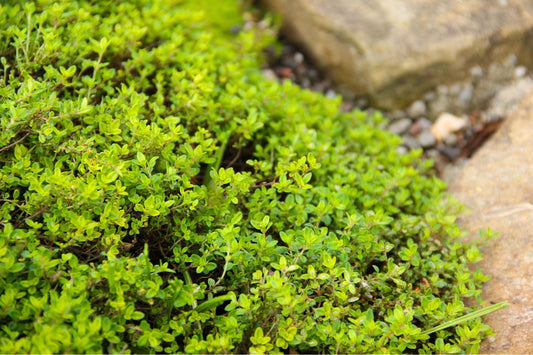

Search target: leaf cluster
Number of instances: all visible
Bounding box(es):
[0,0,494,353]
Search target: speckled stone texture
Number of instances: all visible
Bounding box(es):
[449,91,533,353]
[260,0,533,110]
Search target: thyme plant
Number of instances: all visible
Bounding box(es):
[0,0,496,353]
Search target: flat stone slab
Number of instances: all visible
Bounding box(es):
[448,91,533,353]
[261,0,533,109]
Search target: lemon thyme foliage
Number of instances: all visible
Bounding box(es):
[0,0,493,353]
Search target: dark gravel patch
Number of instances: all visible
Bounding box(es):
[261,37,532,179]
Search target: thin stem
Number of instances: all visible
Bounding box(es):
[212,239,231,289]
[184,270,202,332]
[203,130,232,186]
[24,11,32,63]
[0,130,31,154]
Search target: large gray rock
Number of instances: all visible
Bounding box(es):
[261,0,533,110]
[448,91,533,353]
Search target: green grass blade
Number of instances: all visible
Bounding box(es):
[422,301,509,335]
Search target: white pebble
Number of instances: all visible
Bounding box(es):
[387,118,412,135]
[458,84,473,102]
[407,100,426,118]
[396,146,408,155]
[437,85,449,95]
[470,66,483,77]
[294,52,304,65]
[423,91,437,102]
[325,89,336,99]
[514,66,527,78]
[261,69,278,81]
[402,135,420,150]
[449,83,461,95]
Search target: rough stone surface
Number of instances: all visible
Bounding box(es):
[448,92,533,354]
[260,0,533,109]
[483,77,533,121]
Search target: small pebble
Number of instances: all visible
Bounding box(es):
[300,77,311,89]
[229,25,242,35]
[262,69,278,81]
[325,89,336,99]
[243,21,255,31]
[281,57,296,69]
[387,118,412,135]
[313,82,326,92]
[428,98,449,118]
[514,66,527,78]
[294,52,304,65]
[449,83,462,95]
[341,101,355,112]
[396,146,408,155]
[407,100,427,118]
[425,149,440,160]
[458,84,473,102]
[443,132,458,146]
[470,65,483,77]
[418,129,436,148]
[279,67,293,79]
[439,145,462,160]
[402,135,420,150]
[257,20,269,30]
[437,85,449,95]
[423,91,437,102]
[388,110,406,120]
[307,68,319,80]
[355,98,368,109]
[295,64,306,76]
[408,117,432,136]
[281,45,293,55]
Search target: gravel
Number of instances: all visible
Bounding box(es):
[484,77,533,121]
[264,39,533,176]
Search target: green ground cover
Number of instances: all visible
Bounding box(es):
[0,1,494,353]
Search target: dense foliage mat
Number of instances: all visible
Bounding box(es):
[0,0,493,353]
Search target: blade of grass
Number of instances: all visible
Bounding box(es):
[422,301,509,335]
